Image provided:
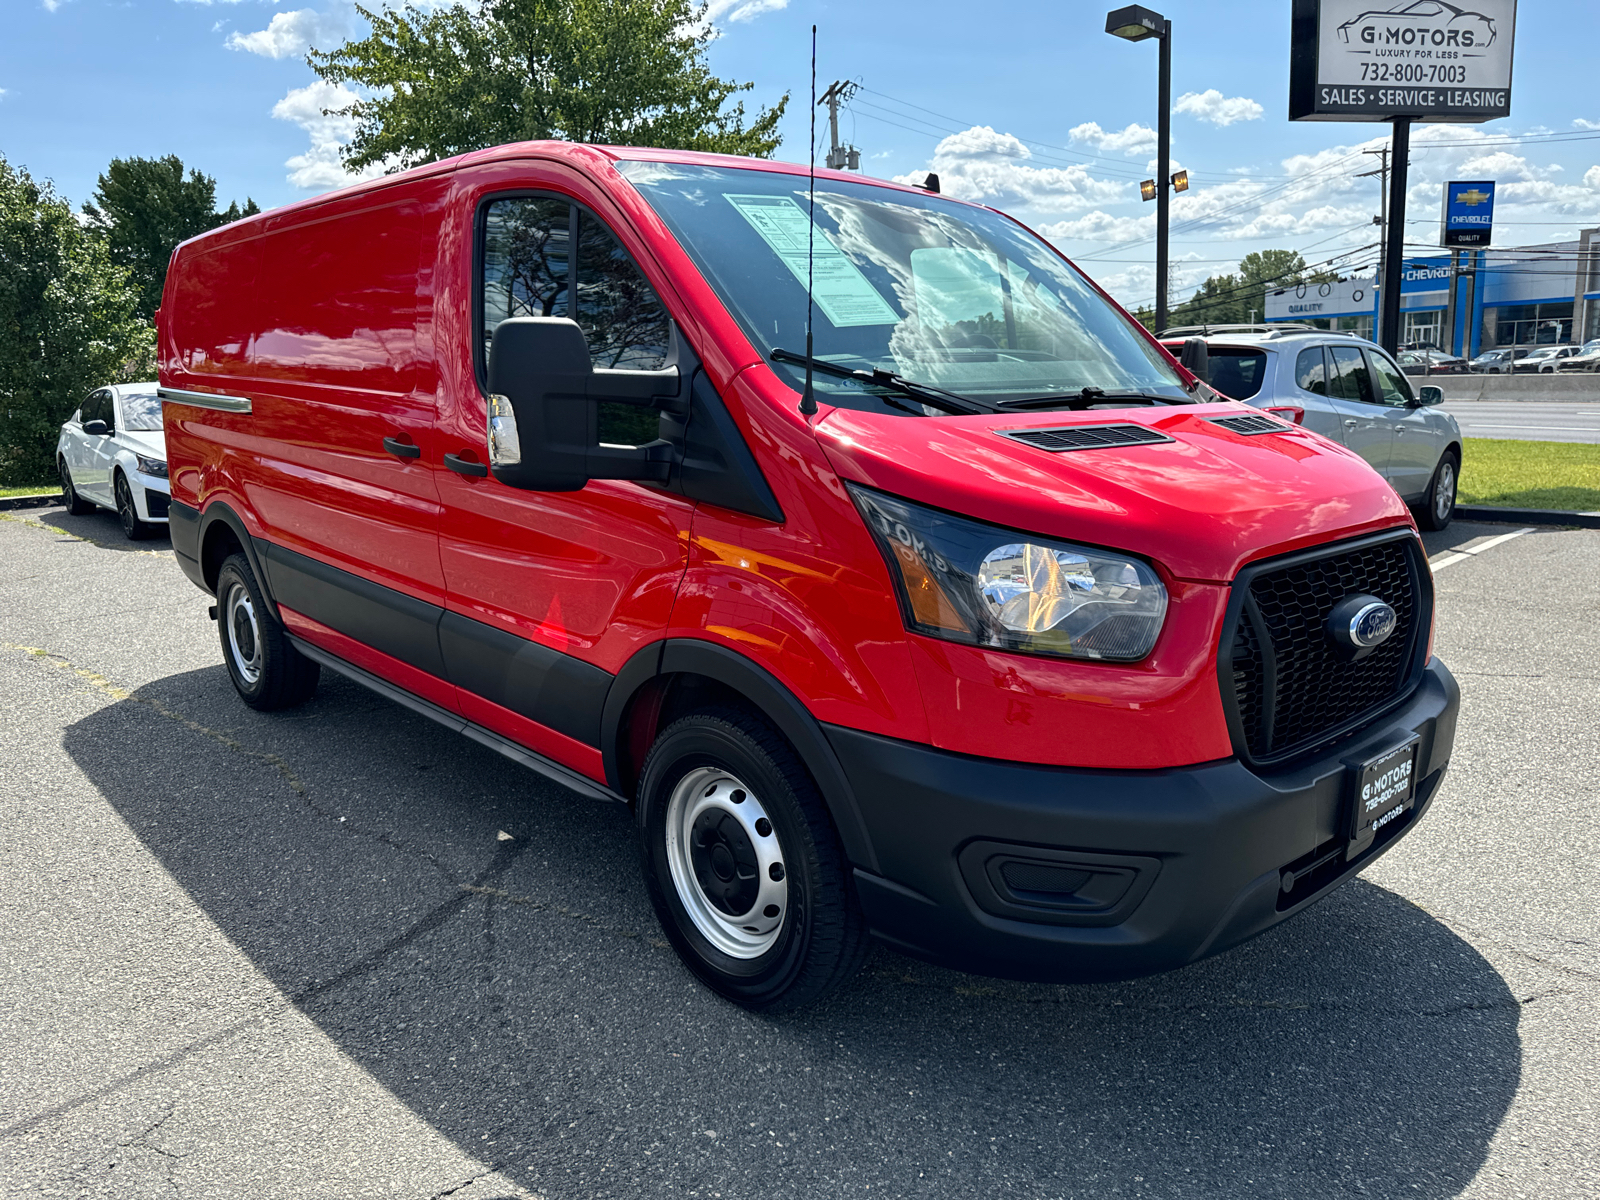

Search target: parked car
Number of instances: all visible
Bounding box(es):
[159,144,1458,1011]
[1468,348,1527,373]
[1556,346,1600,373]
[1513,345,1583,373]
[1158,325,1462,530]
[1397,350,1466,376]
[55,382,170,539]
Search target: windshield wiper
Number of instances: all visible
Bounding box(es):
[997,386,1192,411]
[769,348,992,416]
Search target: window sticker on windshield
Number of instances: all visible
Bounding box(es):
[724,195,900,328]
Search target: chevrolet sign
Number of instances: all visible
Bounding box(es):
[1442,180,1496,246]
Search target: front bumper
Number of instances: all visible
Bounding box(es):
[131,472,171,522]
[828,659,1459,983]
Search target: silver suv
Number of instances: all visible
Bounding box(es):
[1161,325,1463,530]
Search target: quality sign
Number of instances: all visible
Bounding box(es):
[1290,0,1516,122]
[1441,180,1495,246]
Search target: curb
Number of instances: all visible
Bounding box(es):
[0,493,61,512]
[1455,504,1600,529]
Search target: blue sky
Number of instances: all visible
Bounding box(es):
[4,0,1598,308]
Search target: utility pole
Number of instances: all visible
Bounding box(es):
[818,81,860,171]
[1357,145,1389,341]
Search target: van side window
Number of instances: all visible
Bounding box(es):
[573,210,670,372]
[1295,347,1328,395]
[481,197,572,361]
[1328,346,1376,405]
[480,195,670,445]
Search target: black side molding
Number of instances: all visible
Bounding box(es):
[168,499,204,591]
[262,541,449,680]
[439,611,611,747]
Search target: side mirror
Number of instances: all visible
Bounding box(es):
[1416,385,1444,406]
[82,419,109,436]
[486,317,683,492]
[1178,337,1209,384]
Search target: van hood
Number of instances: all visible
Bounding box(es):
[814,402,1413,583]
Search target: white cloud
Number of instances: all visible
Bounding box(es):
[228,8,350,58]
[895,126,1125,213]
[1172,90,1264,127]
[1586,165,1600,191]
[704,0,786,20]
[271,80,388,191]
[1069,122,1157,156]
[1573,118,1600,131]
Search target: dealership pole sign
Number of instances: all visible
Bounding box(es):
[1441,180,1495,246]
[1290,0,1516,122]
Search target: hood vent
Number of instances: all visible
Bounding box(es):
[1207,414,1287,436]
[997,424,1175,453]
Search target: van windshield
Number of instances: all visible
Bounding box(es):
[617,162,1188,414]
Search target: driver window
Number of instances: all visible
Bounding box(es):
[1328,346,1376,405]
[1366,350,1414,407]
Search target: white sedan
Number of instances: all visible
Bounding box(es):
[56,382,171,540]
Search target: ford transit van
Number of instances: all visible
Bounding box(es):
[158,143,1459,1010]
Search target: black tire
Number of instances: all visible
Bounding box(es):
[59,459,95,516]
[636,707,869,1012]
[114,472,157,540]
[1415,449,1459,532]
[215,552,321,710]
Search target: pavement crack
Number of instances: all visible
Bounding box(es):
[429,1165,504,1199]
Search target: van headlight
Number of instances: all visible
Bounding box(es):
[848,484,1168,662]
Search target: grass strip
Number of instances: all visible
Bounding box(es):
[1459,437,1600,511]
[0,484,57,499]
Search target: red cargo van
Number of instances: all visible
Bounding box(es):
[158,143,1458,1010]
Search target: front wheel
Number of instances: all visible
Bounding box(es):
[636,708,869,1012]
[1416,450,1459,532]
[216,553,321,710]
[115,473,156,540]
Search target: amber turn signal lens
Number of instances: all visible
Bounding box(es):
[890,542,969,633]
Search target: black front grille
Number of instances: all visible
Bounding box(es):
[1223,533,1426,763]
[145,491,170,519]
[998,424,1173,452]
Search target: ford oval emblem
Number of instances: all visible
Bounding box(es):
[1326,594,1399,661]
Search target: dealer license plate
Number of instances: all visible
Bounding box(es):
[1349,737,1420,845]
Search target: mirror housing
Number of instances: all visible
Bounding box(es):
[82,419,109,436]
[1416,384,1445,406]
[486,317,684,492]
[1178,337,1209,384]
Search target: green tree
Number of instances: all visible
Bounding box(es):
[1165,249,1342,330]
[82,156,259,318]
[308,0,788,174]
[0,156,154,486]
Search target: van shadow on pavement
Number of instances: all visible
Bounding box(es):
[65,664,1521,1199]
[8,503,172,553]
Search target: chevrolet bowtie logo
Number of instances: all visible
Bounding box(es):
[1457,188,1491,206]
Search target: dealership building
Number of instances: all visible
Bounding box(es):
[1265,228,1600,355]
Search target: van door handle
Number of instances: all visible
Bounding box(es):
[383,436,421,459]
[444,452,488,478]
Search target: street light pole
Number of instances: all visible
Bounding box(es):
[1106,5,1173,332]
[1156,17,1171,334]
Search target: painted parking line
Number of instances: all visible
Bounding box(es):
[1429,527,1536,572]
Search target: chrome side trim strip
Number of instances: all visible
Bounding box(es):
[158,386,253,414]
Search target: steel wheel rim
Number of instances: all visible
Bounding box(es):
[664,765,788,959]
[1435,461,1456,521]
[225,582,264,686]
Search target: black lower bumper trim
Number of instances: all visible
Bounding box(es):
[827,659,1459,984]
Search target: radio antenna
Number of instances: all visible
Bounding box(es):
[800,24,818,418]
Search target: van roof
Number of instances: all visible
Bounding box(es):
[181,141,953,248]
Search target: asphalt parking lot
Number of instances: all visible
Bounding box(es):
[3,503,1597,1200]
